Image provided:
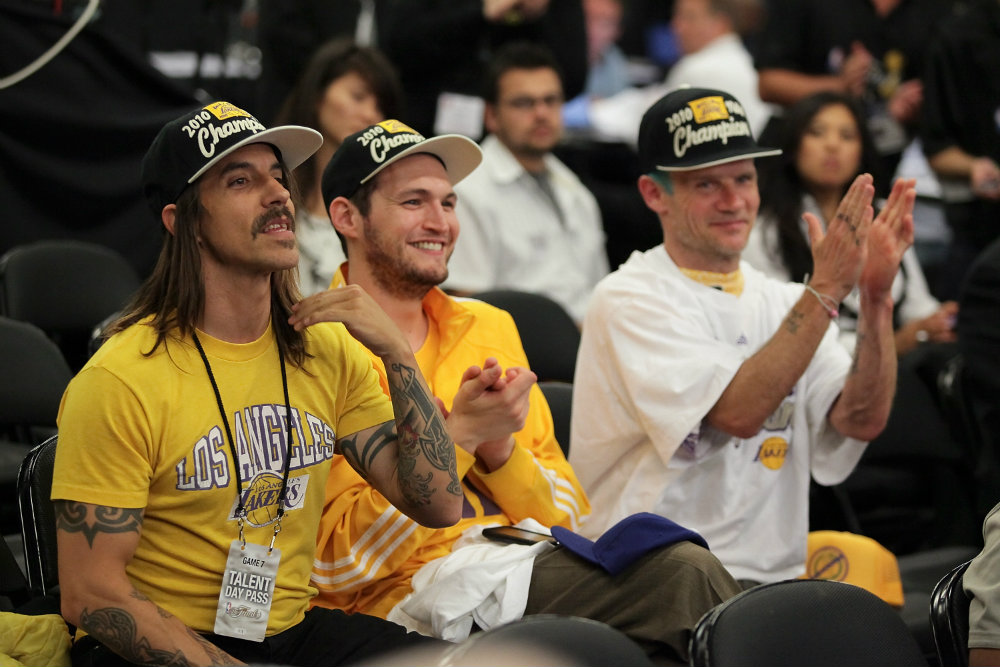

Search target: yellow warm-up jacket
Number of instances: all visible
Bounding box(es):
[312,269,589,618]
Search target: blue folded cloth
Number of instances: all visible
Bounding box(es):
[551,512,708,575]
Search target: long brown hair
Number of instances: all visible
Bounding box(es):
[274,38,404,209]
[106,180,309,367]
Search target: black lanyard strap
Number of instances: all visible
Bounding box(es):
[191,330,294,530]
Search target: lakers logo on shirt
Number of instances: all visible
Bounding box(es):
[806,545,848,581]
[242,472,285,527]
[755,436,788,470]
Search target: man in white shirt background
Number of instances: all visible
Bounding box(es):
[442,41,609,324]
[588,0,773,145]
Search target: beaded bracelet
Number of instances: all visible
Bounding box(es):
[802,274,839,319]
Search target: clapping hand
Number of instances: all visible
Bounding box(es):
[859,178,916,301]
[446,358,536,467]
[805,173,875,301]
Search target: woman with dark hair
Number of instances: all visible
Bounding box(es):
[745,91,956,356]
[274,38,404,295]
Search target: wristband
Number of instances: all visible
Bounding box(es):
[802,275,839,319]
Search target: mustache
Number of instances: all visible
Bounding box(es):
[252,206,295,237]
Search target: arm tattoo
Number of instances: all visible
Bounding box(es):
[387,362,461,499]
[339,421,395,479]
[785,308,805,335]
[82,594,235,666]
[55,502,142,548]
[395,417,435,506]
[80,606,191,666]
[130,589,173,620]
[186,628,237,666]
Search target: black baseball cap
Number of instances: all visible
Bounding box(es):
[321,119,482,207]
[141,101,323,218]
[638,86,781,173]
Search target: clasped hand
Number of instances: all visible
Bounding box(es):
[443,358,536,465]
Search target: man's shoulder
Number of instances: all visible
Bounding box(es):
[447,294,518,330]
[543,152,592,192]
[432,293,530,366]
[588,248,685,314]
[88,319,175,369]
[302,321,374,370]
[463,135,520,183]
[64,320,189,404]
[303,319,356,345]
[596,248,672,289]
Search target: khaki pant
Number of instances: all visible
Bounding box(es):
[524,540,742,666]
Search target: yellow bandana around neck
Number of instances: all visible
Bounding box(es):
[679,267,745,296]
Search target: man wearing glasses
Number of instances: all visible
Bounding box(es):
[442,41,609,324]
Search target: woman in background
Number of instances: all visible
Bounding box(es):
[275,38,404,295]
[745,91,957,356]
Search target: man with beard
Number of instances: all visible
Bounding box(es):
[309,119,743,666]
[440,41,609,324]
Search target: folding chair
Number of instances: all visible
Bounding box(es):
[689,579,929,667]
[930,559,973,667]
[538,381,573,457]
[472,289,580,383]
[0,239,140,370]
[17,435,60,597]
[0,317,72,534]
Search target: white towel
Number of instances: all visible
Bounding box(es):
[386,519,557,642]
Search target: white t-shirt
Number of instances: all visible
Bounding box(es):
[570,246,867,583]
[442,135,608,323]
[588,33,775,146]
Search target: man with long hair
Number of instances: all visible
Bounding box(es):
[52,101,462,666]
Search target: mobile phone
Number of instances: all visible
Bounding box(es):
[482,525,556,546]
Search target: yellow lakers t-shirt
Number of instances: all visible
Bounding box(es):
[52,318,393,635]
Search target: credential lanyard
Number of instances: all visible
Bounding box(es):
[192,331,293,552]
